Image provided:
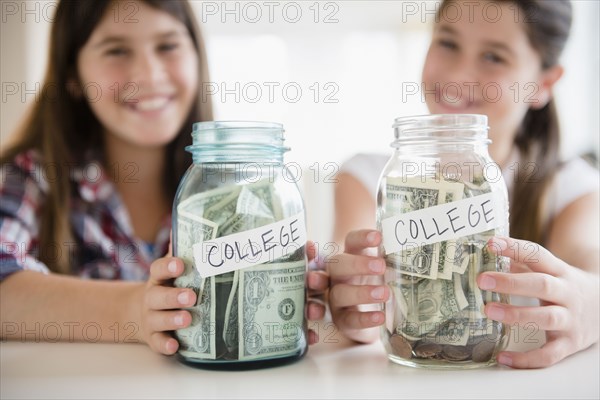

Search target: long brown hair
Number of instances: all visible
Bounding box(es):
[438,0,572,245]
[0,0,213,274]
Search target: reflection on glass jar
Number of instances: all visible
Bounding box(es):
[173,121,308,369]
[377,114,510,369]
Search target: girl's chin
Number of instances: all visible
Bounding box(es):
[116,133,180,149]
[428,104,478,115]
[133,127,181,146]
[137,135,179,148]
[426,98,485,114]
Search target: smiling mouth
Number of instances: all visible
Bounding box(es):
[432,93,481,112]
[438,99,475,111]
[430,87,482,112]
[125,96,174,112]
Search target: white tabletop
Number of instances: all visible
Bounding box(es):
[2,326,598,399]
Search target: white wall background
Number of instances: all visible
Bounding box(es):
[1,0,599,243]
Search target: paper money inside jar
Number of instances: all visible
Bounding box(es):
[172,121,308,369]
[377,114,510,369]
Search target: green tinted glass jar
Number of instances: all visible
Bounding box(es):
[377,114,510,369]
[173,121,308,369]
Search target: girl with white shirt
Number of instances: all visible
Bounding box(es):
[327,0,599,369]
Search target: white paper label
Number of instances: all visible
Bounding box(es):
[382,192,505,255]
[192,213,306,278]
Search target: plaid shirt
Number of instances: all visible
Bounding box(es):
[0,150,171,281]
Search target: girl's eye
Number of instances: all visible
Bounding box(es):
[483,52,504,64]
[438,39,458,50]
[105,47,129,57]
[158,43,179,52]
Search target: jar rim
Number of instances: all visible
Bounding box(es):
[392,114,490,144]
[393,114,488,130]
[188,120,289,163]
[190,120,286,146]
[193,120,284,132]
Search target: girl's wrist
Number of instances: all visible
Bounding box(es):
[123,281,146,344]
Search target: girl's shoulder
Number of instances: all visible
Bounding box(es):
[0,149,50,246]
[1,148,113,204]
[341,153,390,169]
[1,148,44,169]
[0,149,49,193]
[547,157,600,218]
[339,152,390,196]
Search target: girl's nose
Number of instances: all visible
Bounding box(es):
[447,56,478,86]
[131,51,166,87]
[440,56,479,100]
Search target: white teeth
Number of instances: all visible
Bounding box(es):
[133,97,170,111]
[441,98,471,110]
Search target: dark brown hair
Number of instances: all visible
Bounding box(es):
[0,0,213,273]
[439,0,572,245]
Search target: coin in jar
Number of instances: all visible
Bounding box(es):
[472,340,496,362]
[414,342,442,359]
[389,334,413,358]
[441,345,470,361]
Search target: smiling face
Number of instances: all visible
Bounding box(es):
[76,1,199,149]
[421,0,559,164]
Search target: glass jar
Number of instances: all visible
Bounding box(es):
[173,121,308,369]
[377,114,510,369]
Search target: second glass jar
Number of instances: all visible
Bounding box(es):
[377,114,510,369]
